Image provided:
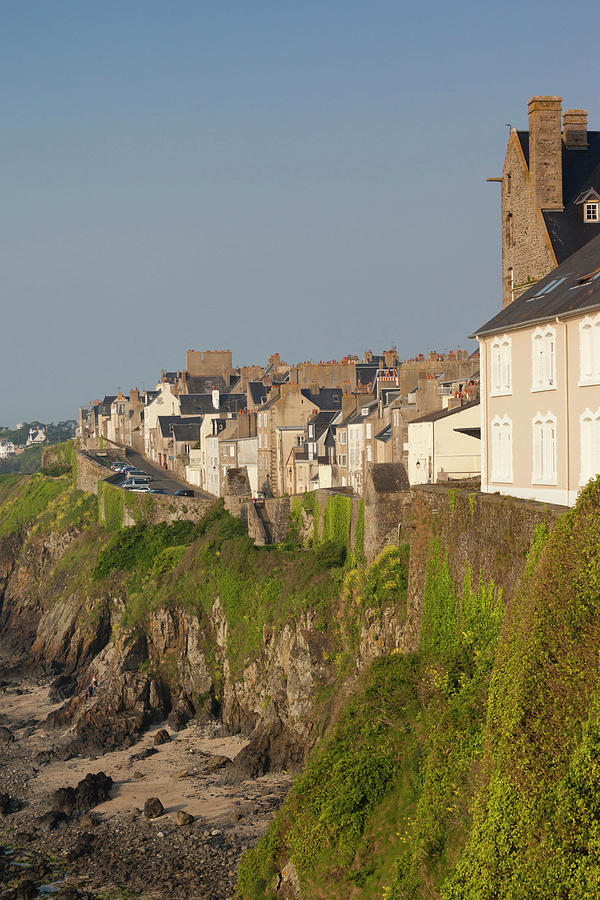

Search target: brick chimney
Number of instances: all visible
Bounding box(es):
[563,109,588,149]
[528,96,563,210]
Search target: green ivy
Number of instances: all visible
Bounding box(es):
[102,482,124,532]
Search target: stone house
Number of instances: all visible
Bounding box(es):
[475,231,600,505]
[256,384,342,496]
[152,416,203,471]
[492,96,600,307]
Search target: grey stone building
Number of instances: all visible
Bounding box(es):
[494,96,600,308]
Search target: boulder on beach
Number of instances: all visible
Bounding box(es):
[144,797,164,818]
[177,810,194,826]
[51,772,113,816]
[153,728,171,745]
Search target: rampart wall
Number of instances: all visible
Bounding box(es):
[75,450,215,529]
[402,485,565,651]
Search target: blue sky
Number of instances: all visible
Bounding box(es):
[2,0,600,423]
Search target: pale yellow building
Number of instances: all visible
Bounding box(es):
[476,233,600,505]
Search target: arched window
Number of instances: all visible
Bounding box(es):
[579,313,600,385]
[490,335,512,395]
[531,325,556,391]
[532,412,557,484]
[580,408,600,486]
[491,415,512,483]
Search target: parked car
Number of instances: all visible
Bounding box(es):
[149,488,167,494]
[122,476,151,488]
[125,484,152,492]
[173,489,194,497]
[122,468,153,481]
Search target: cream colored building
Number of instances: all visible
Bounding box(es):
[408,402,481,485]
[476,233,600,505]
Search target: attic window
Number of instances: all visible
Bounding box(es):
[584,203,599,223]
[528,276,567,300]
[573,267,600,288]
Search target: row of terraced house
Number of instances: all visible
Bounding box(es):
[77,346,481,498]
[78,94,600,507]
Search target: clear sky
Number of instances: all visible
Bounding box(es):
[2,0,600,424]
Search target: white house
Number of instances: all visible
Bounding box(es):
[475,232,600,505]
[408,401,481,485]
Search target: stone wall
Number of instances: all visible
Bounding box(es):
[363,464,411,561]
[76,450,216,527]
[120,490,215,527]
[76,451,115,495]
[402,484,564,651]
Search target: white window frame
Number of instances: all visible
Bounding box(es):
[366,445,372,462]
[490,335,512,396]
[532,411,557,485]
[579,313,600,386]
[338,431,347,445]
[366,423,372,439]
[584,202,599,223]
[531,325,557,392]
[490,415,513,483]
[579,407,600,486]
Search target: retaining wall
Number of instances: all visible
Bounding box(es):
[402,485,565,652]
[75,450,216,528]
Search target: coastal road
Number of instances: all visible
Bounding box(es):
[117,448,214,498]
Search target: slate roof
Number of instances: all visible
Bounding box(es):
[308,410,338,442]
[410,400,479,425]
[184,375,229,394]
[356,363,379,387]
[171,421,203,442]
[473,232,600,337]
[517,130,600,263]
[179,393,246,415]
[301,388,343,409]
[248,382,268,406]
[157,415,203,438]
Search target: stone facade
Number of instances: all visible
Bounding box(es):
[501,127,556,306]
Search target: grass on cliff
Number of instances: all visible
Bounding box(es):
[237,538,504,899]
[0,472,95,538]
[240,477,600,899]
[443,477,600,899]
[92,502,358,679]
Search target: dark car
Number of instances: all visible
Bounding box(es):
[174,489,194,497]
[149,488,167,494]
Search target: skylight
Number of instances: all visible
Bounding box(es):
[528,276,567,300]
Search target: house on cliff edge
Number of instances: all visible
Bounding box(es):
[475,231,600,506]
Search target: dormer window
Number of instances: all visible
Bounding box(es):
[575,189,600,224]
